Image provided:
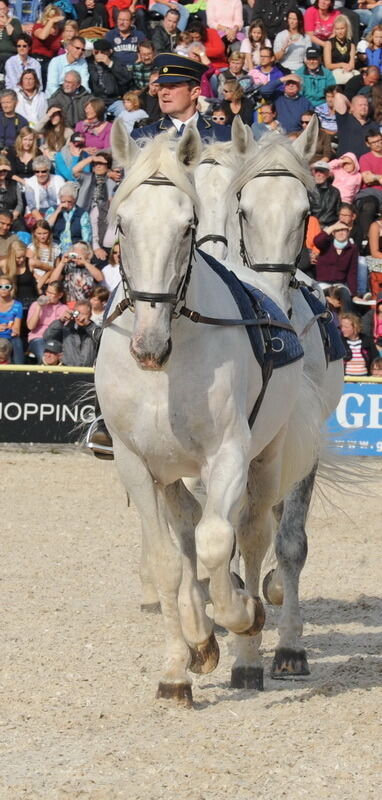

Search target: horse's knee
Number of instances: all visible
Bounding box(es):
[276,525,307,572]
[196,514,233,570]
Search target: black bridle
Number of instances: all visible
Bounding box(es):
[237,169,309,275]
[195,158,228,250]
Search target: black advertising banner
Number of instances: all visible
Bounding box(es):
[0,369,95,444]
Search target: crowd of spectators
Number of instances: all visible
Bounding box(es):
[0,0,382,374]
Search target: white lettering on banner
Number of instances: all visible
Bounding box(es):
[62,404,77,423]
[40,404,55,419]
[0,402,95,423]
[369,393,382,428]
[0,402,22,421]
[80,405,95,423]
[336,393,365,428]
[23,403,39,420]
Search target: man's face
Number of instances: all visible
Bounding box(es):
[339,209,355,227]
[60,195,76,211]
[69,39,85,61]
[34,165,50,185]
[228,58,243,74]
[364,69,380,87]
[139,46,154,65]
[351,96,369,119]
[261,106,276,123]
[0,95,16,115]
[16,40,30,57]
[259,50,273,68]
[0,214,11,236]
[284,80,300,98]
[75,304,92,326]
[158,82,200,118]
[325,90,335,110]
[43,350,61,365]
[367,134,382,153]
[148,75,159,95]
[92,156,109,175]
[312,167,329,185]
[164,12,179,33]
[63,74,80,94]
[306,56,320,72]
[118,12,132,33]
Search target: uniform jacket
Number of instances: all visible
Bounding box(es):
[131,113,231,141]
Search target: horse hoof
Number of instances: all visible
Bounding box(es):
[231,666,264,691]
[262,569,283,606]
[140,602,161,614]
[238,596,265,636]
[156,682,193,708]
[270,648,310,679]
[189,632,220,674]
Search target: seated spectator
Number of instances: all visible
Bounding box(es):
[46,183,92,250]
[358,127,382,206]
[323,15,357,86]
[315,84,338,136]
[5,33,42,91]
[361,292,382,354]
[15,69,48,129]
[105,9,145,64]
[36,107,73,163]
[24,156,65,219]
[311,160,341,226]
[371,355,382,374]
[188,18,228,71]
[46,36,90,99]
[0,336,12,363]
[0,274,23,364]
[314,222,358,306]
[59,20,79,55]
[73,151,116,259]
[42,338,63,365]
[221,80,254,126]
[54,131,90,182]
[273,9,311,74]
[334,91,375,158]
[304,0,340,50]
[299,111,332,164]
[102,241,121,291]
[150,0,189,33]
[206,0,243,48]
[253,0,298,42]
[151,8,180,54]
[260,73,313,135]
[74,99,112,153]
[340,311,379,376]
[363,25,382,71]
[211,105,230,126]
[88,40,132,111]
[295,47,333,109]
[0,0,22,75]
[90,285,110,326]
[47,70,92,130]
[44,299,100,366]
[327,152,362,204]
[117,91,149,132]
[216,52,253,99]
[0,209,19,259]
[344,65,381,102]
[366,216,382,297]
[251,102,283,140]
[77,0,108,30]
[0,90,28,152]
[9,239,38,344]
[0,157,24,228]
[50,241,103,303]
[26,220,61,291]
[27,280,68,362]
[240,19,271,71]
[139,69,161,121]
[8,126,41,181]
[249,47,283,88]
[31,5,66,89]
[129,40,156,90]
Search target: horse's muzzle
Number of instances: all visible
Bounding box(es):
[130,338,172,370]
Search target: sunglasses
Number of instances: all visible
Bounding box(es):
[17,43,29,48]
[212,115,226,122]
[0,283,12,289]
[301,119,310,125]
[73,45,85,51]
[93,160,108,166]
[35,169,49,173]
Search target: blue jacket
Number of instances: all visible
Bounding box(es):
[295,65,334,107]
[260,79,313,133]
[131,113,231,141]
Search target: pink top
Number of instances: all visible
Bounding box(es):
[74,121,112,150]
[206,0,243,32]
[27,301,69,341]
[304,8,340,40]
[328,152,362,204]
[359,151,382,190]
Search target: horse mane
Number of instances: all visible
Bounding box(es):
[200,140,236,169]
[110,133,198,219]
[231,131,315,196]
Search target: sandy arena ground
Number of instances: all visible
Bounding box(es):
[1,451,381,800]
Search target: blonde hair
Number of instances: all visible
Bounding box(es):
[224,79,243,102]
[41,4,61,24]
[340,312,362,335]
[15,127,39,160]
[333,14,352,40]
[5,240,27,280]
[123,92,140,110]
[367,24,382,48]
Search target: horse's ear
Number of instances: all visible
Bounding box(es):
[111,118,139,167]
[177,124,202,168]
[292,114,319,163]
[232,116,256,155]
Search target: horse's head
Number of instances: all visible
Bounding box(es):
[110,121,201,370]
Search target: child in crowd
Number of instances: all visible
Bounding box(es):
[327,153,362,203]
[341,312,379,376]
[0,337,12,363]
[365,25,382,69]
[90,285,110,326]
[118,92,148,134]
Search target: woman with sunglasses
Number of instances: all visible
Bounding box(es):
[5,33,42,91]
[0,275,24,364]
[24,154,64,222]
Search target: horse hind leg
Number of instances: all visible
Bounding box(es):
[271,462,318,679]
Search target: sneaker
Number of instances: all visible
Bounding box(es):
[363,292,372,301]
[86,416,114,460]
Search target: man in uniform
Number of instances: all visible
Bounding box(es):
[131,52,231,142]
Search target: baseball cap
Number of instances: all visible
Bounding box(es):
[93,39,113,53]
[70,133,86,146]
[44,339,62,354]
[306,46,321,59]
[312,160,330,171]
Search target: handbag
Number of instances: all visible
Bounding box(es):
[365,255,382,273]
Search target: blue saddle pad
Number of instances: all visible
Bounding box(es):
[299,286,346,362]
[199,250,304,370]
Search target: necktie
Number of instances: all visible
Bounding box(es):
[178,123,185,137]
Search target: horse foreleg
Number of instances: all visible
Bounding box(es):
[271,462,318,679]
[113,440,192,706]
[164,481,219,675]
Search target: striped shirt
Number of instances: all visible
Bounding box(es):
[345,338,368,376]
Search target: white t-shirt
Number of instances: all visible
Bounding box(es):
[102,263,120,292]
[273,30,311,72]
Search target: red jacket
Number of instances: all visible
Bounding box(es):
[313,231,358,296]
[204,27,228,70]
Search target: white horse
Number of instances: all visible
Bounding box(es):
[95,122,325,705]
[194,118,344,680]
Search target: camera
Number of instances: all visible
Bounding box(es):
[71,310,80,319]
[66,252,78,270]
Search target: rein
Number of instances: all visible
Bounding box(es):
[195,157,228,250]
[237,169,307,275]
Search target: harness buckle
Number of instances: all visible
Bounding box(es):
[189,310,200,323]
[271,336,284,353]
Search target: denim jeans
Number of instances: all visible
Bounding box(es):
[28,337,45,364]
[151,2,189,32]
[355,7,382,35]
[10,336,24,364]
[357,256,369,296]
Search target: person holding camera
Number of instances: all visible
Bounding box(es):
[49,240,103,303]
[43,298,100,366]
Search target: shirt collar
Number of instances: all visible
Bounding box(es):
[169,111,199,131]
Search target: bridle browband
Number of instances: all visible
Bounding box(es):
[195,157,228,250]
[237,169,308,275]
